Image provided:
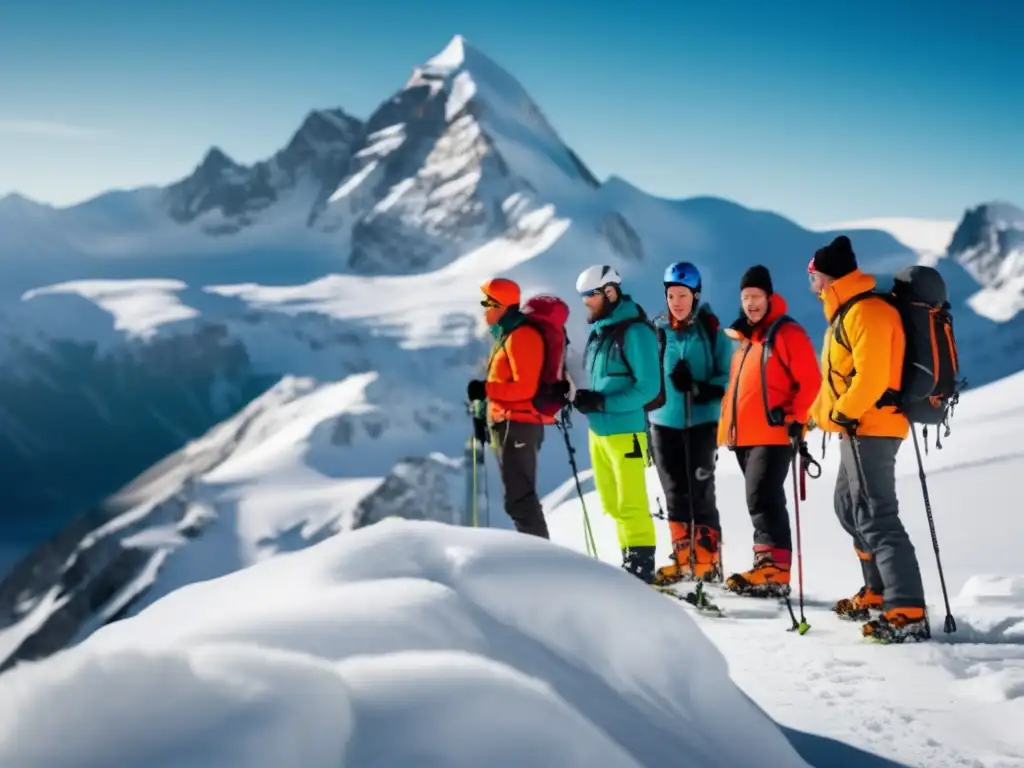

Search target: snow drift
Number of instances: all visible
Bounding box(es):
[0,519,809,767]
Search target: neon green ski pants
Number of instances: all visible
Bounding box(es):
[589,430,656,549]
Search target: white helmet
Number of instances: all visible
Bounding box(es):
[575,264,622,295]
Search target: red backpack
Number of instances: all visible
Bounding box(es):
[519,294,570,418]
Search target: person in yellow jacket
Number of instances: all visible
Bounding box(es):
[807,235,929,644]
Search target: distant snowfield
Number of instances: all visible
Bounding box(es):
[548,368,1024,767]
[817,217,958,262]
[0,520,811,768]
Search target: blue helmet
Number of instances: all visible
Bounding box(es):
[663,262,702,294]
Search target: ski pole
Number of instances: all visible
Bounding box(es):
[910,425,956,633]
[481,443,490,528]
[786,438,809,634]
[683,391,699,580]
[558,410,598,558]
[471,434,479,528]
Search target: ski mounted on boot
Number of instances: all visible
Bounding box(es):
[653,581,724,617]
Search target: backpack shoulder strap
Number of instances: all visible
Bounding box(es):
[759,314,797,426]
[610,316,643,379]
[610,314,659,381]
[832,291,886,352]
[696,306,722,374]
[762,314,795,377]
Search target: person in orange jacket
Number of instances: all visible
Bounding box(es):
[466,277,565,538]
[717,265,821,597]
[807,235,929,643]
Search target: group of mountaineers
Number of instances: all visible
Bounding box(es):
[466,234,962,645]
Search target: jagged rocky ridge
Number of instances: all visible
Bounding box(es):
[947,201,1024,292]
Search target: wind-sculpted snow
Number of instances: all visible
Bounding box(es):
[0,519,810,768]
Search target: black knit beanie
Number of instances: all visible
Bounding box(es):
[740,264,773,295]
[813,235,857,279]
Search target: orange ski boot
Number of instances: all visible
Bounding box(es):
[833,586,884,621]
[691,525,722,582]
[862,606,931,644]
[724,546,791,598]
[653,522,693,586]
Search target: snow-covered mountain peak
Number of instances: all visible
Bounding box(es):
[414,34,600,194]
[309,34,633,274]
[946,201,1024,321]
[163,108,363,235]
[423,33,473,72]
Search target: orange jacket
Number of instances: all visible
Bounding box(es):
[485,322,553,424]
[808,269,909,439]
[717,293,822,448]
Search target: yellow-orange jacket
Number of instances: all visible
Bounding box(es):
[808,269,909,439]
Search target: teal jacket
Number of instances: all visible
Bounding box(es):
[648,305,734,430]
[581,296,662,437]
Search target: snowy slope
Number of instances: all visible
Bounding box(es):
[2,364,1023,766]
[0,519,813,767]
[546,369,1024,767]
[0,373,468,671]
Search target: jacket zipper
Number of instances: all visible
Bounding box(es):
[729,343,753,445]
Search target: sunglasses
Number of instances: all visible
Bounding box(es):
[480,298,501,308]
[579,288,603,298]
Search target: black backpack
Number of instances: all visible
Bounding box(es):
[594,302,667,412]
[831,265,964,444]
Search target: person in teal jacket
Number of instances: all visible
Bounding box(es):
[648,262,734,586]
[571,264,662,583]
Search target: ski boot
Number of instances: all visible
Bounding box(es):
[653,522,692,586]
[833,586,884,621]
[691,525,722,582]
[724,546,791,598]
[622,546,656,584]
[862,606,931,644]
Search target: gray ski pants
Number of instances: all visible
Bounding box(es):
[836,434,925,610]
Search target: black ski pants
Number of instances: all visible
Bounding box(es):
[733,444,792,552]
[490,420,548,538]
[650,422,721,531]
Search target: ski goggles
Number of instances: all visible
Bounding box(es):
[480,296,502,308]
[579,288,603,298]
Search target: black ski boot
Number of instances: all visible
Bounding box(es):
[622,546,656,584]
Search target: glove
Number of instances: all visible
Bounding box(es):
[573,388,605,414]
[550,379,571,400]
[473,416,488,445]
[669,361,693,393]
[830,410,859,434]
[467,379,487,402]
[787,421,804,441]
[691,381,725,405]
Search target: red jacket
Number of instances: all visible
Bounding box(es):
[717,294,822,447]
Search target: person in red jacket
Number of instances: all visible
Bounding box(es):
[466,277,561,538]
[717,265,822,597]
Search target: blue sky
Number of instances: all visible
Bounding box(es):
[1,0,1020,225]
